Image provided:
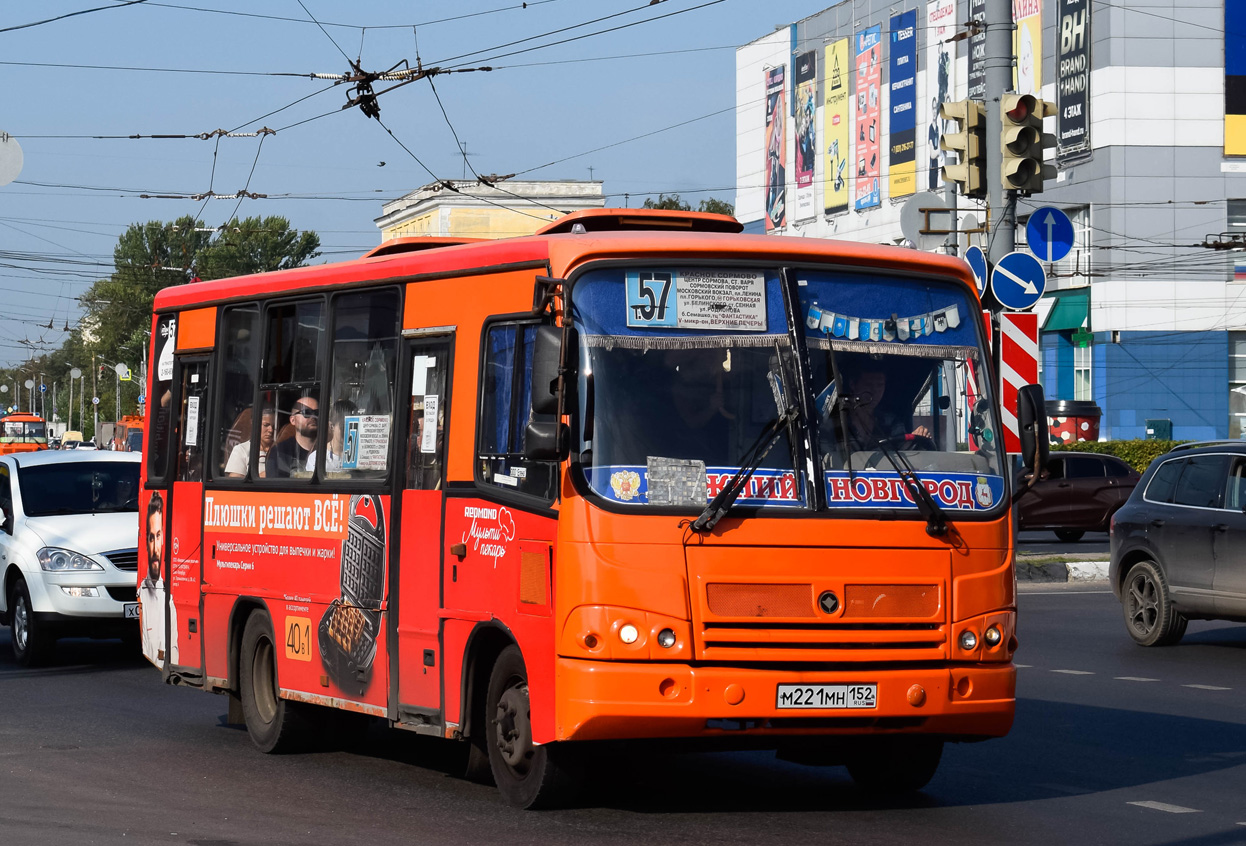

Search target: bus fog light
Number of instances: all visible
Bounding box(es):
[619,624,639,644]
[657,628,676,649]
[983,626,1002,647]
[959,630,978,651]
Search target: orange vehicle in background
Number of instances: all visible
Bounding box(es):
[0,412,48,455]
[112,414,144,452]
[139,209,1048,808]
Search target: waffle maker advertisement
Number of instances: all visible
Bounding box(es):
[204,491,388,701]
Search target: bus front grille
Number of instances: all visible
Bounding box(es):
[696,621,948,662]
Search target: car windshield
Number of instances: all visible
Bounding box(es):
[569,265,1006,515]
[19,462,141,516]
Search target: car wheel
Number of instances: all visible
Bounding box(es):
[10,578,53,667]
[238,611,310,753]
[846,737,944,793]
[485,644,579,809]
[1054,529,1085,542]
[1122,560,1186,647]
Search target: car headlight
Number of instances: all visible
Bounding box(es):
[38,547,103,572]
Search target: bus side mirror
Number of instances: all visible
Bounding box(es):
[523,420,568,461]
[1014,383,1049,501]
[531,325,577,416]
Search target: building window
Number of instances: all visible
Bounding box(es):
[1074,342,1092,401]
[1231,332,1246,438]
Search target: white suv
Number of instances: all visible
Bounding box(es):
[0,450,141,665]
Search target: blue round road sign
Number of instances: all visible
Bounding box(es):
[990,251,1046,311]
[963,245,988,297]
[1026,206,1074,263]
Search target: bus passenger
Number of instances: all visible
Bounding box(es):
[224,410,276,479]
[267,395,319,479]
[306,399,356,473]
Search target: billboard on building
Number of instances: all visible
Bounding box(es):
[1228,0,1246,155]
[854,25,882,211]
[888,10,918,199]
[823,38,852,215]
[926,0,957,192]
[793,51,818,220]
[1013,0,1042,96]
[967,0,987,101]
[1056,0,1091,162]
[764,65,787,231]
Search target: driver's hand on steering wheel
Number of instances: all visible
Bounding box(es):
[912,425,932,439]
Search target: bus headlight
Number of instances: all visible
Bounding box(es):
[657,628,677,649]
[983,625,1002,647]
[618,624,639,644]
[959,630,978,651]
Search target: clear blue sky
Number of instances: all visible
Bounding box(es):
[0,0,820,366]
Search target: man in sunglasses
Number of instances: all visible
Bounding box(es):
[267,394,319,479]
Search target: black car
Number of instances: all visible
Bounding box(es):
[1018,453,1140,541]
[1110,441,1246,646]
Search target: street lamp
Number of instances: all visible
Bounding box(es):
[70,367,82,432]
[23,379,33,415]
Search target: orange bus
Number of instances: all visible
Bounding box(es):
[0,412,48,455]
[112,414,144,452]
[140,209,1047,808]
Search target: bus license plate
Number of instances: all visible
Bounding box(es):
[776,683,877,710]
[123,603,140,619]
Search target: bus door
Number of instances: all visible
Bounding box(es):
[169,356,209,676]
[394,337,453,719]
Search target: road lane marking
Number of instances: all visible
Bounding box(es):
[1015,664,1033,668]
[1183,684,1231,691]
[1128,801,1201,814]
[1018,589,1112,595]
[1115,677,1160,682]
[1051,669,1094,675]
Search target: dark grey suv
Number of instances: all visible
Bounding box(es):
[1110,442,1246,646]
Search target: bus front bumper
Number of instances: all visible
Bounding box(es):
[554,658,1015,743]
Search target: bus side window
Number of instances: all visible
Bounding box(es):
[147,314,177,484]
[477,321,557,501]
[406,342,451,491]
[215,305,259,480]
[322,288,400,481]
[259,299,325,482]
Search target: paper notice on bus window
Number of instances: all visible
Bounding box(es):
[646,456,707,507]
[342,415,390,470]
[411,356,435,396]
[184,396,199,446]
[420,395,438,454]
[626,270,767,332]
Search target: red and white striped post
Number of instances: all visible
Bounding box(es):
[999,312,1039,453]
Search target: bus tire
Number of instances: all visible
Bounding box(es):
[845,737,943,794]
[485,644,578,809]
[10,578,52,667]
[239,611,309,753]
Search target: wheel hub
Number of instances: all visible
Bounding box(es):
[1127,573,1158,635]
[13,597,27,650]
[494,683,532,771]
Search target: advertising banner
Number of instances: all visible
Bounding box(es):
[823,38,851,214]
[888,10,918,199]
[854,25,882,211]
[967,0,987,101]
[764,65,787,231]
[1013,0,1043,96]
[1056,0,1091,162]
[1228,0,1246,155]
[793,51,818,220]
[926,0,957,191]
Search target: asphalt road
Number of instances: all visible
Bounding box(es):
[1018,529,1110,556]
[2,591,1245,846]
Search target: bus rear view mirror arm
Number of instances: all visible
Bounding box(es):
[1012,383,1049,505]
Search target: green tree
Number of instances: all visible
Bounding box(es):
[642,193,691,210]
[697,197,735,216]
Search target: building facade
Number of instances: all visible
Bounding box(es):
[737,0,1246,440]
[375,180,605,242]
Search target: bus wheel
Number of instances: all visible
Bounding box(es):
[239,611,308,753]
[485,645,577,809]
[10,578,52,667]
[845,737,943,794]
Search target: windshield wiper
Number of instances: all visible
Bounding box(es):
[872,438,948,537]
[691,405,799,533]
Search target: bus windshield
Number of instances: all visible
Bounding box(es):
[1,420,47,443]
[571,265,1006,515]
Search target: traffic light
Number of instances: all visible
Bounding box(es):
[939,99,986,199]
[1000,93,1057,194]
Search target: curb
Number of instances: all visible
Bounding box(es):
[1017,559,1109,583]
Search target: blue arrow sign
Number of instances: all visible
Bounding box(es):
[39,384,46,393]
[964,245,988,297]
[1026,206,1074,263]
[991,251,1046,311]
